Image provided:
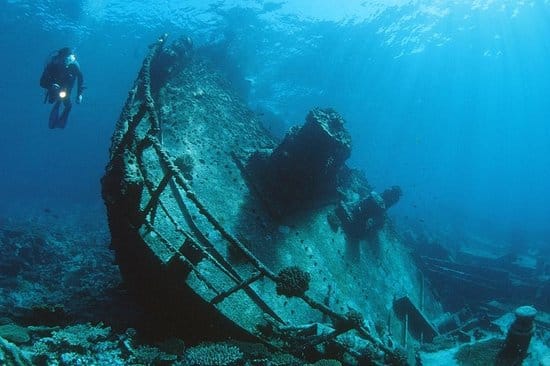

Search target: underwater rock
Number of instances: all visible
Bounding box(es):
[20,305,72,327]
[0,229,49,277]
[247,108,351,217]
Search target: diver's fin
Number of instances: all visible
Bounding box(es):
[49,102,61,129]
[58,103,72,128]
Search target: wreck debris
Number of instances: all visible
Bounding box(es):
[497,305,537,365]
[393,296,438,342]
[336,187,402,239]
[243,106,402,238]
[246,108,351,217]
[409,232,549,312]
[102,34,434,365]
[381,186,402,209]
[337,192,386,238]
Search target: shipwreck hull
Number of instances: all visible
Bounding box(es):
[102,36,439,361]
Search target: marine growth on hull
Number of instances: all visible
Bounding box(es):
[101,35,547,366]
[100,34,427,364]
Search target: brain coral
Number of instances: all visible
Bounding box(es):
[276,266,311,297]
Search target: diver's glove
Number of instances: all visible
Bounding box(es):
[76,94,83,104]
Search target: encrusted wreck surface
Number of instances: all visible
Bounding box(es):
[101,35,441,364]
[245,108,352,217]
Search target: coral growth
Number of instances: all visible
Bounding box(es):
[174,153,194,180]
[357,344,384,366]
[276,266,311,297]
[384,346,409,366]
[0,336,32,366]
[183,343,243,366]
[306,360,342,366]
[0,324,29,345]
[454,338,503,366]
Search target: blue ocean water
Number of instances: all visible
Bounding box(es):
[1,0,549,247]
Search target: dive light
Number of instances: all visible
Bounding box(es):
[59,90,67,99]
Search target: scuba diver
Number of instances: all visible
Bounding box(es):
[40,47,84,129]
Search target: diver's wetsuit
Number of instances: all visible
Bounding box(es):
[40,54,84,129]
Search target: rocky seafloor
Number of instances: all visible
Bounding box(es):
[1,204,548,365]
